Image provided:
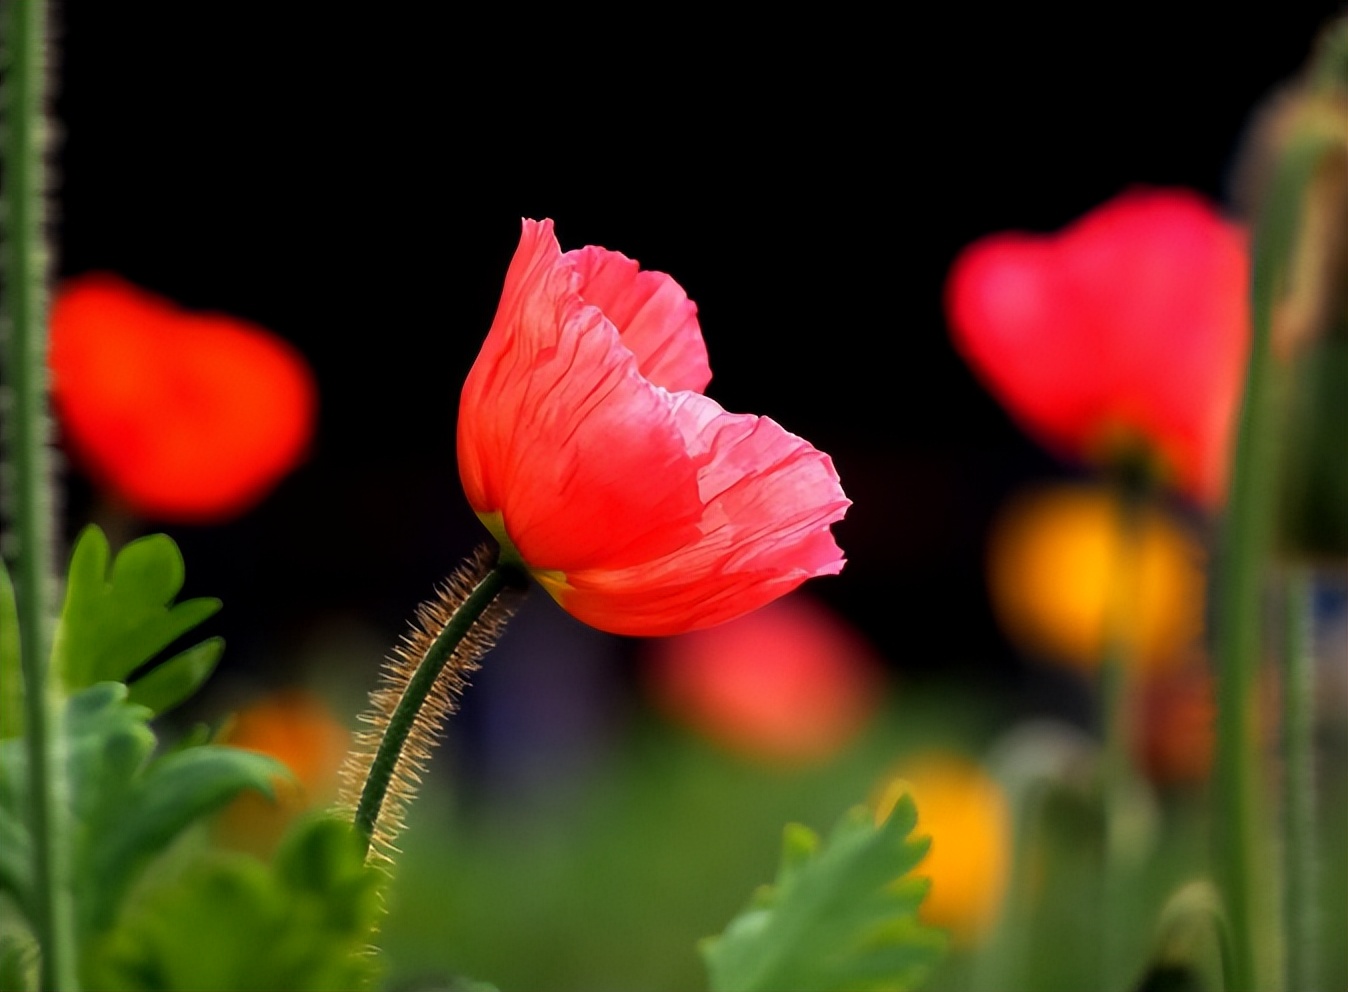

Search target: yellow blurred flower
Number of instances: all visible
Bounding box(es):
[874,753,1010,943]
[987,483,1205,677]
[215,689,351,854]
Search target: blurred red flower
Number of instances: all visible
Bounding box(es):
[458,219,849,635]
[945,188,1249,504]
[643,594,885,764]
[1133,661,1216,787]
[50,274,316,521]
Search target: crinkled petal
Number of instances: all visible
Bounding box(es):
[544,393,849,636]
[458,219,706,571]
[567,244,711,393]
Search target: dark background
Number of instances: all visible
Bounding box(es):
[48,4,1348,738]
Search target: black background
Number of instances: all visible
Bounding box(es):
[46,4,1348,730]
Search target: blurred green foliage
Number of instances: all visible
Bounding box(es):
[85,815,382,991]
[0,560,20,739]
[375,695,991,991]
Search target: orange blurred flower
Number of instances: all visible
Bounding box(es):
[945,188,1249,504]
[642,595,885,765]
[873,753,1011,943]
[50,273,317,521]
[987,484,1205,678]
[457,219,849,636]
[216,689,351,853]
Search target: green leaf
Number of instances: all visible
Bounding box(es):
[701,797,948,992]
[0,683,286,946]
[86,738,285,934]
[1135,880,1232,992]
[125,637,224,716]
[0,558,20,740]
[0,895,38,992]
[0,762,33,922]
[54,526,221,705]
[86,816,384,992]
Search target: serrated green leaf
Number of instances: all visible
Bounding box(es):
[125,637,224,716]
[62,683,157,829]
[701,796,948,992]
[54,526,221,702]
[109,534,186,607]
[0,559,20,740]
[86,740,285,934]
[1,683,289,950]
[86,816,384,992]
[0,682,153,928]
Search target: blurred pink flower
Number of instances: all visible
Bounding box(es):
[642,595,885,764]
[946,188,1249,504]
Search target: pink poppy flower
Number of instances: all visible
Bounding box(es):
[457,219,849,636]
[50,274,317,521]
[945,188,1250,504]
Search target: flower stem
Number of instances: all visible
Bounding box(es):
[0,3,78,989]
[1281,566,1318,992]
[1213,125,1335,992]
[1100,480,1146,991]
[353,560,518,857]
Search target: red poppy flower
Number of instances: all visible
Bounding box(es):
[643,595,884,764]
[457,219,849,636]
[49,274,317,521]
[945,188,1249,504]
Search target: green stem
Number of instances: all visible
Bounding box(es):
[1,3,78,989]
[970,777,1047,992]
[353,562,514,855]
[1282,567,1317,992]
[1100,483,1146,991]
[1213,129,1334,992]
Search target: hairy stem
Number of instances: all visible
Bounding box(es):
[352,558,520,858]
[0,1,77,988]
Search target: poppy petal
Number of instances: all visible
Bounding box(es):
[567,244,711,393]
[548,393,848,635]
[458,220,706,572]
